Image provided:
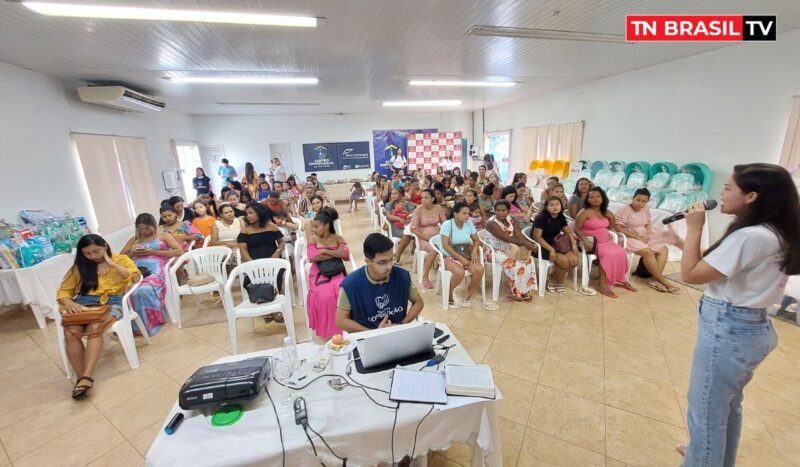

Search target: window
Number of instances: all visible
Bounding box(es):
[72,133,157,234]
[483,130,512,183]
[173,141,203,199]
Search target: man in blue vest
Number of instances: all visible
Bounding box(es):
[336,233,424,332]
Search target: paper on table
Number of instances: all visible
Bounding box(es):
[445,364,494,392]
[389,368,448,404]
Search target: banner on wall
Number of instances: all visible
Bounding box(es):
[406,131,463,173]
[302,143,338,172]
[372,129,437,177]
[336,141,371,170]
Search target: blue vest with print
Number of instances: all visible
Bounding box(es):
[341,266,410,329]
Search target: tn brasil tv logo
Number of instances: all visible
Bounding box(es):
[626,15,775,41]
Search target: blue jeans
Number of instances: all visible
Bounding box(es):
[683,295,778,466]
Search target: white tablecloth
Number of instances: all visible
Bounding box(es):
[0,253,74,328]
[146,323,502,467]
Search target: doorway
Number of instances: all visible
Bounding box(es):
[174,141,202,199]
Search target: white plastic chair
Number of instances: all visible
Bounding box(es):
[521,226,578,296]
[409,231,433,284]
[168,247,232,328]
[223,258,294,354]
[476,230,504,302]
[577,231,627,290]
[783,275,800,325]
[202,236,211,248]
[56,278,150,379]
[366,193,379,230]
[428,234,486,310]
[301,250,359,341]
[379,203,403,253]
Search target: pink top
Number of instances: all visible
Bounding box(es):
[615,205,666,252]
[410,207,446,250]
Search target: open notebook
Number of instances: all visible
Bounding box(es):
[445,364,496,398]
[389,368,448,404]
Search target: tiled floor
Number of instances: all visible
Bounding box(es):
[1,209,800,466]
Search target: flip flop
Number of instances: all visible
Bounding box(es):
[578,287,597,296]
[422,279,434,290]
[667,286,682,295]
[647,280,668,293]
[615,282,638,292]
[72,376,95,400]
[598,288,618,299]
[555,284,567,294]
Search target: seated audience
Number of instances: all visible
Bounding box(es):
[191,200,215,238]
[568,177,593,218]
[476,165,488,189]
[501,185,531,230]
[302,195,325,238]
[478,183,496,219]
[406,180,423,206]
[443,177,457,200]
[263,191,286,216]
[433,183,452,218]
[298,183,316,216]
[462,172,479,194]
[158,196,194,224]
[121,214,183,336]
[306,208,349,339]
[464,189,483,229]
[410,189,447,290]
[58,234,140,399]
[614,188,680,294]
[198,192,218,217]
[533,196,580,293]
[433,166,445,183]
[549,183,569,209]
[225,190,248,217]
[210,203,244,252]
[383,187,416,263]
[238,203,286,323]
[483,200,539,301]
[240,190,254,205]
[256,181,271,201]
[159,205,203,251]
[336,233,424,332]
[438,202,485,307]
[540,176,560,203]
[574,187,635,298]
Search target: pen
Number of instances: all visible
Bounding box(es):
[165,412,184,435]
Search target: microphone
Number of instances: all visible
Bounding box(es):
[662,199,718,225]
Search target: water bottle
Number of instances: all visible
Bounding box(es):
[283,336,299,369]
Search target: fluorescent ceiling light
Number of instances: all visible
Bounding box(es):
[21,2,319,27]
[166,76,318,85]
[409,80,518,88]
[468,25,629,44]
[383,100,462,107]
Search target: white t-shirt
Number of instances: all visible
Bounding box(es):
[391,155,406,169]
[703,225,786,309]
[272,165,286,182]
[443,159,457,171]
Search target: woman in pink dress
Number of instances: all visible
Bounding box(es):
[409,189,447,290]
[574,187,635,298]
[306,207,350,339]
[614,188,680,294]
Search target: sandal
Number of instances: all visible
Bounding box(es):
[667,286,681,295]
[676,445,686,457]
[554,284,567,294]
[647,280,668,293]
[72,376,95,400]
[422,279,434,290]
[597,288,618,299]
[546,280,556,293]
[263,315,275,323]
[615,282,638,292]
[274,313,285,324]
[447,299,458,308]
[578,287,597,296]
[521,293,533,301]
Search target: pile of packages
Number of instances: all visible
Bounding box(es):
[0,210,89,269]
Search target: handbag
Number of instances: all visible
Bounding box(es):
[246,282,277,304]
[505,243,532,261]
[315,258,346,285]
[187,273,215,287]
[448,220,472,261]
[60,304,114,338]
[138,266,152,278]
[554,234,573,254]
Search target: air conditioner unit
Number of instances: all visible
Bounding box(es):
[77,86,165,112]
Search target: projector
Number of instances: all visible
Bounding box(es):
[179,357,271,410]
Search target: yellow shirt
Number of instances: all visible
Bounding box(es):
[57,254,139,303]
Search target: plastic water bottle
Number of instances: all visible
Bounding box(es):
[283,336,299,369]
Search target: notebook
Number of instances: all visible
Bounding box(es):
[445,365,496,398]
[389,367,448,404]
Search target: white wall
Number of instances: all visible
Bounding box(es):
[478,30,800,239]
[192,112,474,184]
[0,61,196,232]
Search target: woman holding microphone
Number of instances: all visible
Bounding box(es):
[677,163,800,466]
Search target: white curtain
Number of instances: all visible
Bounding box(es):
[114,136,159,216]
[71,134,132,234]
[780,97,800,187]
[522,121,585,170]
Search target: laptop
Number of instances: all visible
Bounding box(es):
[354,321,436,370]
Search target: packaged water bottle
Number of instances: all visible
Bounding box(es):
[283,336,299,369]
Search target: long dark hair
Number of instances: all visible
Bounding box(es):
[587,187,609,215]
[500,185,520,208]
[244,162,256,184]
[71,234,111,296]
[704,163,800,274]
[196,167,206,177]
[246,202,273,227]
[535,196,567,224]
[315,207,339,234]
[422,188,436,204]
[574,177,592,196]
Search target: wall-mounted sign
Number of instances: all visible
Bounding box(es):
[302,141,371,172]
